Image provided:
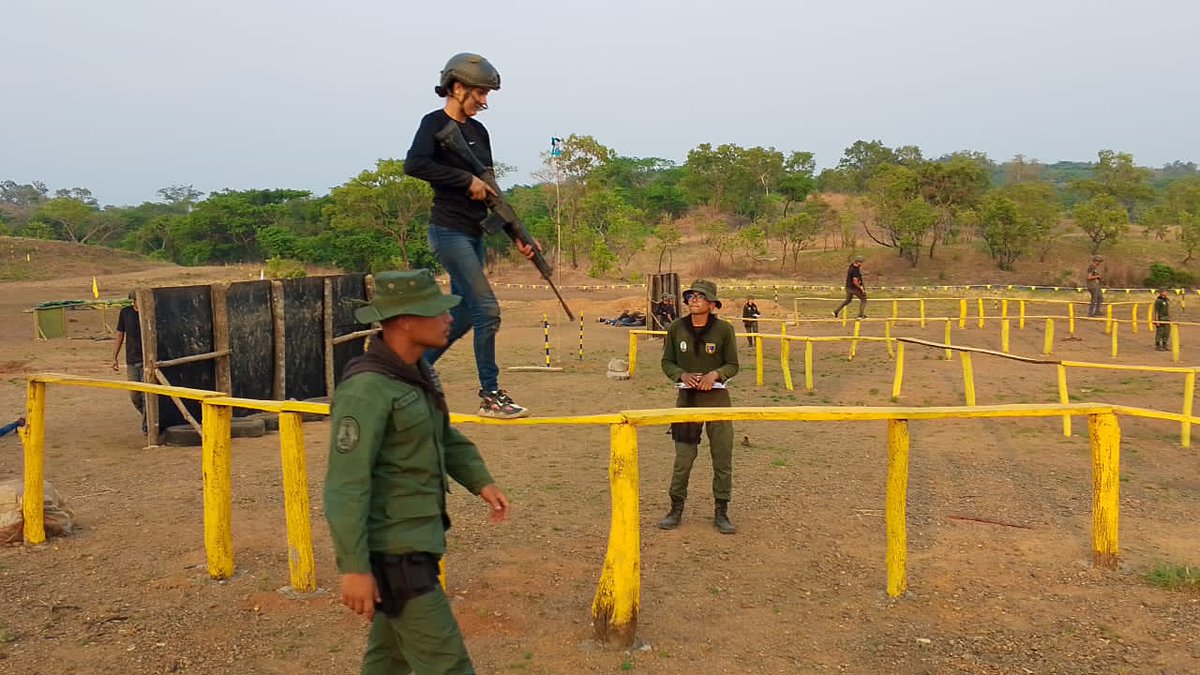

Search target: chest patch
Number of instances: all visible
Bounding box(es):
[679,340,688,352]
[705,342,717,354]
[335,416,360,454]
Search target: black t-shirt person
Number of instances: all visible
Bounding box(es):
[116,305,142,364]
[846,264,863,291]
[404,110,494,235]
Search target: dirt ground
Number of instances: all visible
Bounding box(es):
[2,257,1200,674]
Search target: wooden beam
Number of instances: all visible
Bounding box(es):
[270,280,286,400]
[136,288,159,446]
[155,349,230,369]
[211,282,232,394]
[332,328,379,346]
[323,278,335,398]
[153,370,204,436]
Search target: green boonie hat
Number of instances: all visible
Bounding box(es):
[853,255,865,263]
[354,270,460,323]
[682,279,722,309]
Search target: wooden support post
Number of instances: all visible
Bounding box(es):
[919,299,926,328]
[1130,304,1138,335]
[885,418,910,597]
[960,352,976,406]
[1183,372,1195,449]
[1069,302,1076,336]
[1057,365,1071,437]
[136,288,159,446]
[1171,323,1180,363]
[271,280,287,400]
[1019,300,1026,329]
[1105,304,1114,335]
[1044,318,1054,355]
[885,320,894,358]
[1089,412,1120,570]
[22,380,46,544]
[891,343,905,401]
[1001,298,1009,320]
[323,278,335,397]
[1001,319,1011,354]
[804,340,814,392]
[977,298,985,329]
[958,298,967,329]
[279,411,317,592]
[943,319,952,360]
[780,325,792,391]
[754,334,764,386]
[592,422,640,647]
[1110,320,1119,358]
[212,283,232,395]
[849,320,860,360]
[628,331,639,377]
[201,401,234,579]
[891,299,899,321]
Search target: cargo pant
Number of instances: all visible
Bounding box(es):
[362,587,473,675]
[1156,323,1171,349]
[668,388,733,502]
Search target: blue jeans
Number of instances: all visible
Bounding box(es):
[424,225,501,392]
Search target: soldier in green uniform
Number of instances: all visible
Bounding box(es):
[1153,288,1172,351]
[658,279,740,534]
[324,269,510,675]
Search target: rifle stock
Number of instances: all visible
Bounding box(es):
[434,121,574,320]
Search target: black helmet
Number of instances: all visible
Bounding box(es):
[436,53,500,96]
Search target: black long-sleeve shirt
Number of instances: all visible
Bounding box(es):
[404,109,494,235]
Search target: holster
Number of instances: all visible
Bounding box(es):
[370,552,442,618]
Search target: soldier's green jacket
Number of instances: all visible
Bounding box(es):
[324,348,493,575]
[661,315,740,383]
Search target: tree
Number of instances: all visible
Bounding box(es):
[1154,177,1200,262]
[979,194,1029,270]
[1001,181,1063,261]
[1073,194,1129,254]
[325,159,432,269]
[176,189,313,263]
[31,196,112,244]
[1072,150,1154,218]
[648,218,682,272]
[916,154,991,258]
[836,140,900,191]
[535,134,616,269]
[864,163,930,264]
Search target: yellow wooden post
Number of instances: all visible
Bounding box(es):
[1130,304,1138,334]
[1110,319,1119,358]
[780,325,793,391]
[1001,319,1011,354]
[884,320,894,358]
[592,422,640,647]
[1105,304,1113,335]
[279,411,316,593]
[21,380,47,545]
[958,298,967,329]
[919,299,926,328]
[1019,300,1026,329]
[849,320,861,360]
[804,340,814,392]
[1089,412,1120,570]
[1001,298,1009,320]
[960,352,976,406]
[891,299,898,320]
[1171,323,1180,362]
[201,400,234,580]
[755,335,764,386]
[885,418,910,597]
[627,331,638,377]
[943,319,952,360]
[891,343,905,401]
[1147,303,1155,332]
[977,298,985,329]
[1182,372,1195,449]
[842,308,847,328]
[1069,302,1076,336]
[1057,365,1071,437]
[1044,318,1054,355]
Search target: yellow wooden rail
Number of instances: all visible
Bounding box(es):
[15,375,1191,648]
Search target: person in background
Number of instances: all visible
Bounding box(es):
[741,297,761,347]
[111,291,144,422]
[1086,255,1104,317]
[1153,288,1172,351]
[833,256,867,319]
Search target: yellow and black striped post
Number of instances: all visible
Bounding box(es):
[579,312,585,361]
[543,314,551,367]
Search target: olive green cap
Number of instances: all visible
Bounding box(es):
[682,279,722,309]
[355,270,460,323]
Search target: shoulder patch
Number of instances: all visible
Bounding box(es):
[335,416,360,454]
[679,340,688,352]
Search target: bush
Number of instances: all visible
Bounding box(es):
[264,257,307,279]
[1144,262,1196,289]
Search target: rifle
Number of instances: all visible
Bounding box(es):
[434,121,575,321]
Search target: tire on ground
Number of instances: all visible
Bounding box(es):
[162,417,267,446]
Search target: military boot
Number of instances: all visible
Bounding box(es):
[714,499,737,534]
[658,499,684,530]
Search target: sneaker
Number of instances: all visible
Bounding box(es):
[857,314,868,319]
[478,389,530,419]
[832,310,839,318]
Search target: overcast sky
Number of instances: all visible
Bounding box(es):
[3,0,1197,206]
